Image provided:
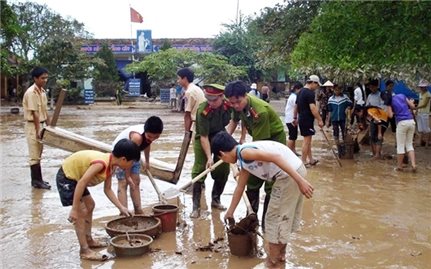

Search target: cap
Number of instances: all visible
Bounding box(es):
[250,83,257,89]
[418,79,430,87]
[322,80,334,87]
[306,75,322,86]
[203,84,225,100]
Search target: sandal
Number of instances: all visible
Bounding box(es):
[80,251,108,261]
[88,239,108,249]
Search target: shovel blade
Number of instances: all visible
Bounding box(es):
[161,187,181,200]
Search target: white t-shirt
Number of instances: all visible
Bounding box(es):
[353,85,366,106]
[237,140,303,181]
[284,93,297,123]
[170,87,176,99]
[113,124,144,146]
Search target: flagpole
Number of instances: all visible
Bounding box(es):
[129,3,135,62]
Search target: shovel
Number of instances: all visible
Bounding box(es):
[145,168,168,204]
[161,159,224,200]
[321,129,342,167]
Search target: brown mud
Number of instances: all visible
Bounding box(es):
[1,100,430,269]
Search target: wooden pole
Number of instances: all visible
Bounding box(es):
[50,89,67,127]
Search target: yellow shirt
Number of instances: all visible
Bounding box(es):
[22,84,49,122]
[62,150,112,186]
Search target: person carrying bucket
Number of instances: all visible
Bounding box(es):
[224,80,286,231]
[211,131,314,268]
[190,84,233,218]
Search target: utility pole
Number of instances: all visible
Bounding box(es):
[236,0,240,24]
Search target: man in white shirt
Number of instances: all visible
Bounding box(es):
[176,68,206,132]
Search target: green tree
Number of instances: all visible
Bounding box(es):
[290,1,431,84]
[2,1,94,95]
[213,16,261,82]
[92,43,122,97]
[250,0,323,77]
[126,48,245,91]
[0,0,25,76]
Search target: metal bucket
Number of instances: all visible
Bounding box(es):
[152,204,178,232]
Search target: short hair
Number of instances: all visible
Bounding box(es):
[144,116,163,134]
[210,131,239,156]
[224,80,248,98]
[31,67,48,78]
[385,80,394,87]
[292,82,303,90]
[177,68,194,83]
[112,138,141,161]
[368,79,379,87]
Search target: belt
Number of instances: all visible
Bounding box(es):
[27,121,46,123]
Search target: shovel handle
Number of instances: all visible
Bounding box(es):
[145,168,167,204]
[179,159,224,191]
[230,164,255,215]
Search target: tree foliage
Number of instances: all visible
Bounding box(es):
[92,43,122,96]
[290,1,431,84]
[250,0,323,73]
[126,48,246,88]
[213,16,261,82]
[3,1,94,91]
[0,0,24,76]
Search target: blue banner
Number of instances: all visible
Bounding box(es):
[84,89,94,104]
[81,45,134,54]
[136,30,152,53]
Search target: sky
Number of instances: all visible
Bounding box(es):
[17,0,284,39]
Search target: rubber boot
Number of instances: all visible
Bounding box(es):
[261,193,271,232]
[211,179,227,210]
[31,164,51,190]
[190,182,203,218]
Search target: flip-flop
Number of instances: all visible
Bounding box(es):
[80,251,108,261]
[88,240,108,249]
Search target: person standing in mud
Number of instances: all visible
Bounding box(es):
[211,131,313,269]
[386,94,417,172]
[56,139,140,261]
[225,80,286,230]
[112,116,163,215]
[285,82,303,156]
[23,67,51,189]
[190,84,233,218]
[294,75,324,167]
[177,67,206,132]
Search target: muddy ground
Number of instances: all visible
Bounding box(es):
[0,99,430,269]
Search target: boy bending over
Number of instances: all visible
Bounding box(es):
[211,131,314,268]
[56,139,140,261]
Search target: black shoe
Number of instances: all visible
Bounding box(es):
[32,181,51,190]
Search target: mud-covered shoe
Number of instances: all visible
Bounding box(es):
[211,201,226,211]
[190,209,200,218]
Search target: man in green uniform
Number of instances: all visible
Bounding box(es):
[190,84,233,218]
[225,80,286,230]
